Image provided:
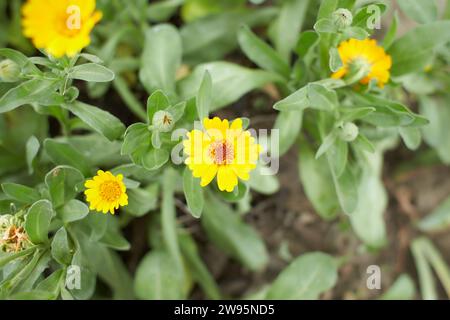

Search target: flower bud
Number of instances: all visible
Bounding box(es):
[332,8,353,30]
[0,59,21,83]
[339,122,359,142]
[152,110,174,132]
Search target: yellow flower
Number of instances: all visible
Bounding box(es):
[84,170,128,214]
[332,38,392,88]
[22,0,102,58]
[184,117,262,192]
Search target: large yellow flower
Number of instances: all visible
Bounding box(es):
[184,117,262,192]
[332,38,392,88]
[84,170,128,214]
[22,0,102,58]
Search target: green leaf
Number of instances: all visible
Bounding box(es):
[397,0,437,24]
[179,232,221,299]
[44,139,91,176]
[329,47,343,72]
[417,238,450,298]
[0,247,36,268]
[411,238,438,300]
[0,79,60,113]
[382,11,399,50]
[121,123,151,155]
[183,167,204,218]
[273,86,308,111]
[238,25,290,78]
[1,183,40,204]
[388,21,450,77]
[317,0,338,19]
[134,250,184,300]
[273,110,303,156]
[100,218,130,251]
[147,90,171,125]
[64,101,125,141]
[113,76,147,121]
[179,62,282,111]
[25,135,40,174]
[51,228,72,265]
[313,18,337,33]
[161,168,183,272]
[380,274,416,300]
[315,130,337,159]
[59,199,89,224]
[327,155,358,215]
[181,9,276,63]
[351,92,429,127]
[295,31,319,57]
[299,141,339,220]
[419,96,450,164]
[123,184,159,217]
[69,63,115,82]
[249,164,280,195]
[399,127,422,150]
[166,101,186,122]
[349,149,387,248]
[141,148,169,171]
[418,196,450,232]
[151,131,162,149]
[308,83,338,110]
[270,0,310,62]
[147,0,184,22]
[25,200,54,244]
[202,193,268,271]
[196,71,212,121]
[45,166,84,209]
[36,269,65,299]
[266,252,338,299]
[139,24,182,95]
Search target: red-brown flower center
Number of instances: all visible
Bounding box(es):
[208,140,234,165]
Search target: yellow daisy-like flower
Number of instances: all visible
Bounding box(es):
[22,0,102,58]
[184,117,262,192]
[331,38,392,88]
[84,170,128,214]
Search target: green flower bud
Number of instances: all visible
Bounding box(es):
[339,122,359,142]
[332,8,353,30]
[152,110,174,132]
[0,59,21,83]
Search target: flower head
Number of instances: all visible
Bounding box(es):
[184,117,262,192]
[0,215,31,253]
[84,170,128,214]
[22,0,102,58]
[332,38,392,88]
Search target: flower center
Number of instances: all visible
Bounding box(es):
[208,140,234,165]
[99,181,122,202]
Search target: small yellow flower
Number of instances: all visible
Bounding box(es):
[184,117,262,192]
[22,0,102,58]
[332,38,392,88]
[84,170,128,214]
